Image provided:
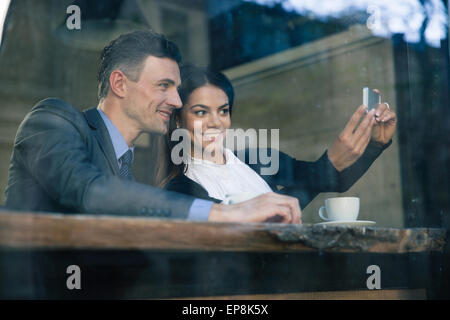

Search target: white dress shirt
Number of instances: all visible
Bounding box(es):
[185,148,273,201]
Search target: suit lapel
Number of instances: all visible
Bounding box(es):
[83,108,120,175]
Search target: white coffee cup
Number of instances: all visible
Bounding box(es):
[318,197,360,221]
[223,191,263,205]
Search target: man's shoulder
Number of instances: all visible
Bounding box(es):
[30,98,84,119]
[14,98,94,143]
[22,98,95,132]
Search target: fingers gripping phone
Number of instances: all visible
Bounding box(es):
[363,87,380,111]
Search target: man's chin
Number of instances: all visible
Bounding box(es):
[145,125,168,136]
[153,130,167,136]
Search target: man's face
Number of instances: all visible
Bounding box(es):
[123,56,182,135]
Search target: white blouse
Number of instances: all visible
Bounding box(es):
[185,148,273,201]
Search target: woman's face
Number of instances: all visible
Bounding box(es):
[178,84,231,155]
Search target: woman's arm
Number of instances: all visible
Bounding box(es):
[251,140,391,210]
[267,102,396,209]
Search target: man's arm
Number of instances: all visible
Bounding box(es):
[208,192,302,224]
[14,106,195,218]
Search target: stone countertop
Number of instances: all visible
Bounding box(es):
[0,211,446,253]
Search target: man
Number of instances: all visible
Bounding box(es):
[4,30,301,224]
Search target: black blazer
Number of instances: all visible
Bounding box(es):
[4,98,195,218]
[165,142,391,209]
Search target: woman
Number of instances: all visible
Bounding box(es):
[162,65,396,209]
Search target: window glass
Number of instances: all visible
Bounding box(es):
[0,0,448,300]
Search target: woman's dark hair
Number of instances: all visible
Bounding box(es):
[97,30,182,101]
[157,65,235,188]
[177,64,234,113]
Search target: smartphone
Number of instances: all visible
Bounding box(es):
[363,87,380,111]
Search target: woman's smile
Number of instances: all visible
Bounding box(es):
[202,129,224,142]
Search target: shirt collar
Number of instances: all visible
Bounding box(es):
[97,108,134,161]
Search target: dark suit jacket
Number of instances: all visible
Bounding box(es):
[4,98,195,218]
[166,142,391,209]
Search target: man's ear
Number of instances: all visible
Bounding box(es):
[109,70,127,98]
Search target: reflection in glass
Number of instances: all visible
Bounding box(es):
[247,0,448,47]
[0,0,11,48]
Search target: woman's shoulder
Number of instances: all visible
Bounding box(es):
[165,174,221,203]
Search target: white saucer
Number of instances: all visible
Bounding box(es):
[315,220,376,227]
